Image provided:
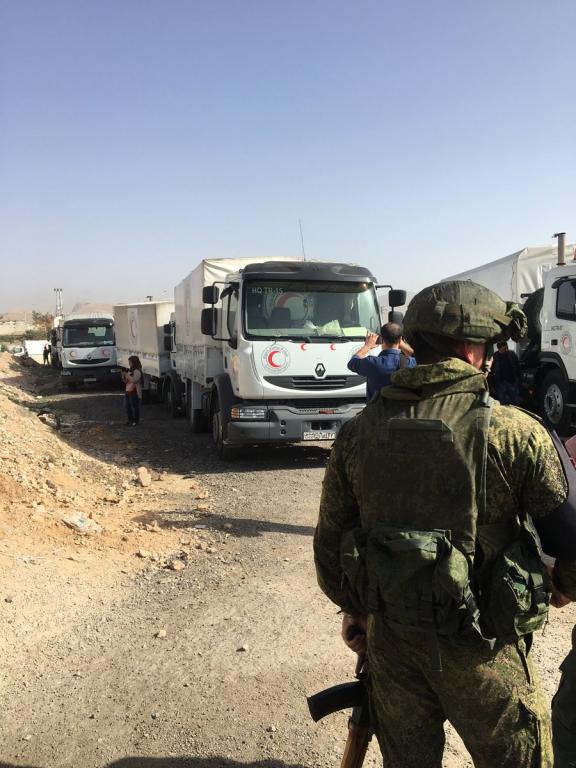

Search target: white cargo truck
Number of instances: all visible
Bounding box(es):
[446,235,576,434]
[114,300,174,401]
[170,258,405,458]
[50,313,119,388]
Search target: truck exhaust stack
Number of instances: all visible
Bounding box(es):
[554,232,566,266]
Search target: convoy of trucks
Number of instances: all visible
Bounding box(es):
[36,232,576,452]
[113,258,405,458]
[447,234,576,434]
[49,312,120,388]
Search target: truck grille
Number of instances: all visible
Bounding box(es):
[69,358,109,365]
[264,375,365,391]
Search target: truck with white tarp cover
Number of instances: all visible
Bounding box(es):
[113,300,175,401]
[445,236,576,433]
[169,257,405,458]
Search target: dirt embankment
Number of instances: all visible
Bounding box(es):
[0,353,221,568]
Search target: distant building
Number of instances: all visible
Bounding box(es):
[0,319,35,336]
[0,310,36,336]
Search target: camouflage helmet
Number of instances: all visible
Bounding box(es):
[403,280,527,345]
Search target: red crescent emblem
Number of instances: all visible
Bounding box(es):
[330,343,336,351]
[268,350,282,368]
[300,343,307,351]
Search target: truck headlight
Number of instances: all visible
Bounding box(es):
[230,406,268,420]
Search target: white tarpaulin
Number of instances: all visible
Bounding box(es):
[443,244,576,302]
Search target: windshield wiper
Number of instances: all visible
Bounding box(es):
[264,335,313,343]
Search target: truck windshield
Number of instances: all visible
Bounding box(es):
[62,325,115,347]
[243,281,380,340]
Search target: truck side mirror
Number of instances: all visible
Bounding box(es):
[162,323,172,352]
[389,289,407,307]
[203,286,220,305]
[201,308,217,336]
[388,310,404,324]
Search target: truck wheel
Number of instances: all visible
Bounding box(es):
[211,395,236,460]
[540,369,572,435]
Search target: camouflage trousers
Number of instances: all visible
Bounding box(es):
[367,618,552,768]
[552,631,576,768]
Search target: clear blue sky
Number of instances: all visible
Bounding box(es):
[1,0,575,313]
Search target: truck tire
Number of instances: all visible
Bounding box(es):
[539,369,572,435]
[211,393,236,461]
[522,288,544,343]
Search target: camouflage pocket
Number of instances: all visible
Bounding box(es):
[480,521,550,640]
[364,526,473,636]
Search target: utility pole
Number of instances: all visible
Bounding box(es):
[53,288,63,317]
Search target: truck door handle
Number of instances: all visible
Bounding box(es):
[551,339,558,346]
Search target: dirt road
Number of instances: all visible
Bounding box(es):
[1,362,575,768]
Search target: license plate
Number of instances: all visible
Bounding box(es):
[84,377,97,383]
[303,430,336,441]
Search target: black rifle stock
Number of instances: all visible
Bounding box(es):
[307,666,372,768]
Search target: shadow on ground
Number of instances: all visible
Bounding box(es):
[135,510,316,538]
[0,757,307,768]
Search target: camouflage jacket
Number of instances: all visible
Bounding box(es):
[314,358,576,609]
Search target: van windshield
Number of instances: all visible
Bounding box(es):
[62,324,115,347]
[243,281,380,341]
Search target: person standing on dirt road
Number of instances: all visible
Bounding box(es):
[490,340,521,405]
[43,344,50,365]
[314,280,576,768]
[347,322,416,402]
[122,355,143,426]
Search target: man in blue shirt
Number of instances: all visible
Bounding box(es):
[348,322,416,401]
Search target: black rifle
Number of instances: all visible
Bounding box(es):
[307,659,372,768]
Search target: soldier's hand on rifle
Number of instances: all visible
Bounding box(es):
[342,613,368,655]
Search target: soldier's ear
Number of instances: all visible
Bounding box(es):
[460,341,486,369]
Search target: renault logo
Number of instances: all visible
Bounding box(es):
[315,363,326,378]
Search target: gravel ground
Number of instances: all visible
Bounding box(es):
[1,366,575,768]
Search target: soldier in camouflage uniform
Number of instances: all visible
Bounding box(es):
[314,280,576,768]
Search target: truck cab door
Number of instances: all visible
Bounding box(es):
[545,277,576,380]
[221,285,241,389]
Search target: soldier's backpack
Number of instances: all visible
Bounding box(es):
[340,387,550,670]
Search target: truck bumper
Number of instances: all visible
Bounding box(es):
[61,366,121,385]
[226,401,365,445]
